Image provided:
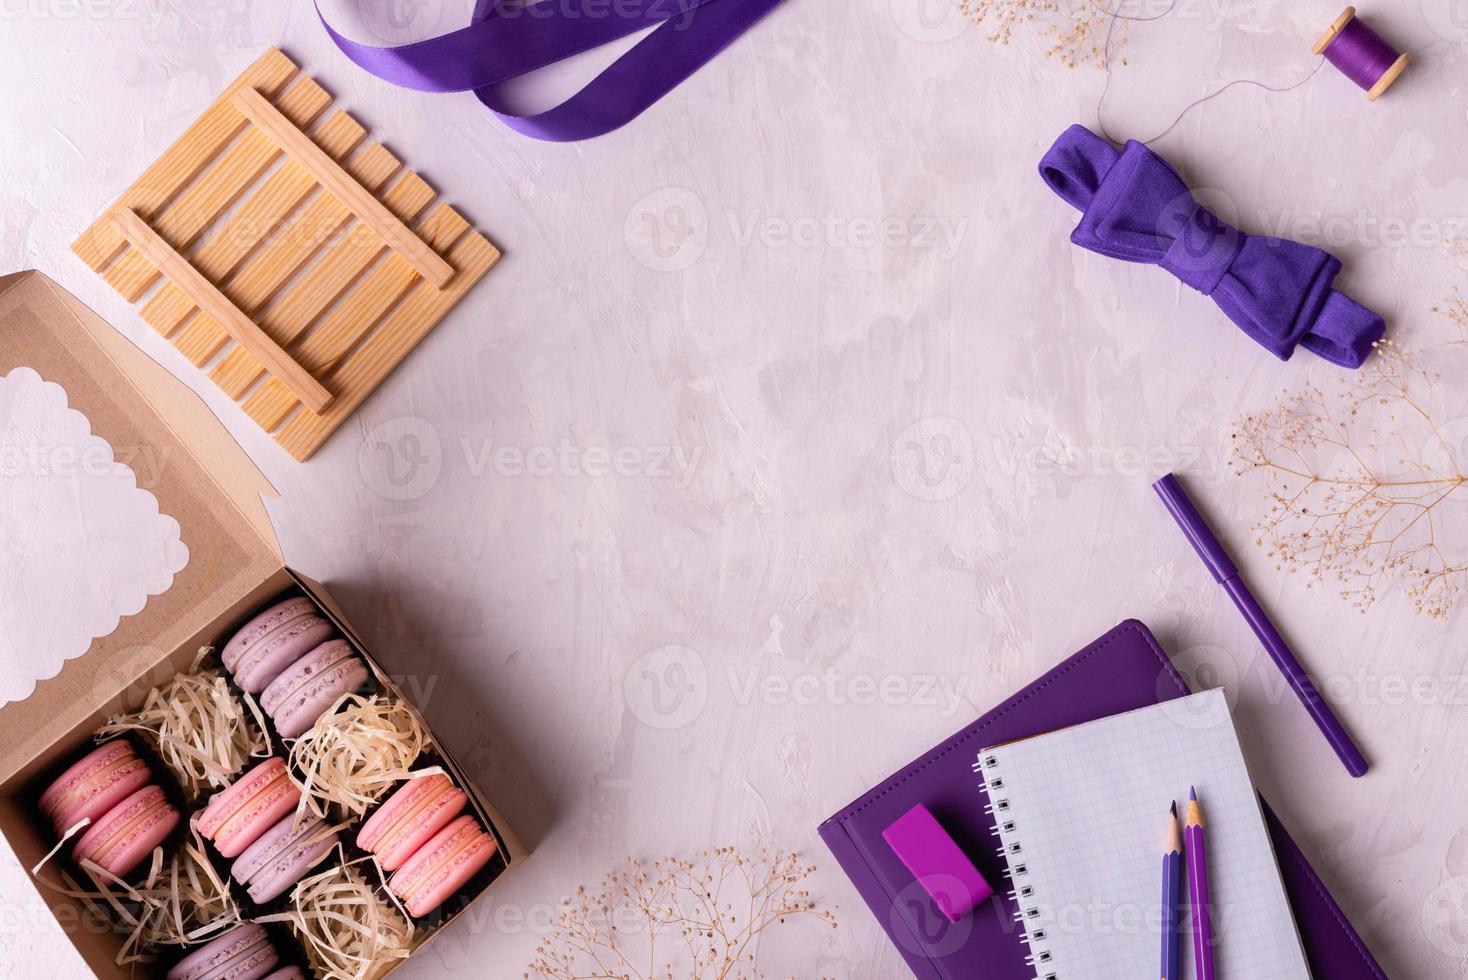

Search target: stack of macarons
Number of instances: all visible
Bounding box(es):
[165,923,302,980]
[198,758,301,859]
[39,740,181,877]
[198,757,341,902]
[231,810,339,903]
[357,773,498,916]
[222,597,370,738]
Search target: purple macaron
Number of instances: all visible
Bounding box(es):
[222,598,335,694]
[230,811,339,903]
[166,923,279,980]
[260,640,370,738]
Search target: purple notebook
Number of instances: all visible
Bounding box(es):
[817,619,1385,979]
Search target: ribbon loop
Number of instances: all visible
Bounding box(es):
[317,0,786,142]
[1040,125,1385,369]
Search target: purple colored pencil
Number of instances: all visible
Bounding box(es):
[1186,787,1215,980]
[1152,473,1369,777]
[1160,801,1182,980]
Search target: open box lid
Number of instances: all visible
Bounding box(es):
[0,271,283,786]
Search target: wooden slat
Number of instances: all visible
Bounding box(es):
[139,109,368,338]
[74,53,500,463]
[103,77,333,302]
[232,88,454,289]
[211,169,434,397]
[275,228,500,460]
[71,48,298,272]
[243,202,465,431]
[112,209,333,414]
[176,143,406,370]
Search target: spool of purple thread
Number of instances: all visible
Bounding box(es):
[1313,6,1411,101]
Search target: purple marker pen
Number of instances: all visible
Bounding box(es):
[1153,473,1369,777]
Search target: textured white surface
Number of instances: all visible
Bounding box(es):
[1,1,1466,977]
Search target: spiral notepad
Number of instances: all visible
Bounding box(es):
[975,689,1311,980]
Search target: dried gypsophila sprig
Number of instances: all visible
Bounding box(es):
[526,846,838,980]
[288,693,429,822]
[1431,291,1468,346]
[959,0,1126,69]
[1231,338,1468,619]
[96,647,270,803]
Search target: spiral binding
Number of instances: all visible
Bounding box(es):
[978,751,1058,980]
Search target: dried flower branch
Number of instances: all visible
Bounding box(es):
[1231,339,1468,619]
[959,0,1124,69]
[1432,292,1468,345]
[526,847,838,980]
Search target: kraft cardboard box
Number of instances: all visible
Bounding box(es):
[0,270,523,977]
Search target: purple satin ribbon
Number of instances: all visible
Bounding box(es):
[317,0,786,141]
[1040,124,1385,368]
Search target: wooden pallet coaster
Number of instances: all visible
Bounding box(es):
[72,47,500,461]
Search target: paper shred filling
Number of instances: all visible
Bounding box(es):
[289,694,428,822]
[96,648,269,802]
[261,855,414,980]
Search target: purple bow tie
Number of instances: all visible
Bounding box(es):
[1040,125,1384,368]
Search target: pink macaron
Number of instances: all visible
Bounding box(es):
[223,597,336,694]
[387,814,498,917]
[39,740,152,836]
[262,970,304,980]
[166,923,280,980]
[357,774,468,872]
[260,639,370,739]
[197,758,301,859]
[72,784,180,878]
[230,811,339,903]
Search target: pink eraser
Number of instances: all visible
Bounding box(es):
[882,803,992,922]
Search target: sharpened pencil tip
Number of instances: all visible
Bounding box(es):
[1189,785,1197,801]
[1170,800,1177,817]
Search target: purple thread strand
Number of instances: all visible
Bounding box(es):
[1324,15,1401,90]
[1093,0,1322,146]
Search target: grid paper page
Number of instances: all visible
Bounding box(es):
[977,689,1310,980]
